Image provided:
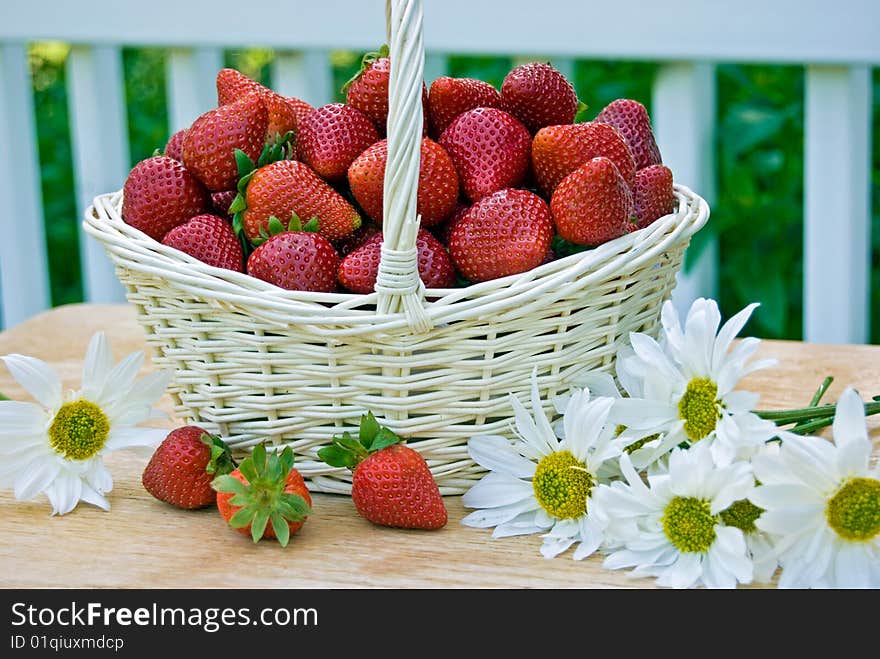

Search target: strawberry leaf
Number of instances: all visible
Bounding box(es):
[287,212,302,233]
[279,493,311,518]
[237,170,255,194]
[238,458,259,484]
[228,506,256,529]
[234,149,256,179]
[341,43,389,94]
[202,434,237,476]
[152,148,162,157]
[279,446,296,473]
[211,474,248,494]
[229,193,247,215]
[268,215,285,236]
[359,411,380,449]
[334,432,367,455]
[250,509,269,543]
[270,512,290,548]
[302,217,320,233]
[370,426,403,452]
[316,445,359,469]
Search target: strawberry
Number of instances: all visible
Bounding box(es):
[501,62,579,133]
[551,156,635,246]
[343,47,428,134]
[295,103,379,181]
[122,155,209,241]
[211,190,238,217]
[142,426,236,510]
[633,164,675,229]
[438,107,531,202]
[430,201,469,245]
[216,67,313,138]
[161,213,244,272]
[318,412,447,530]
[182,95,268,191]
[164,129,187,162]
[531,121,636,196]
[595,98,662,170]
[427,76,502,138]
[213,445,311,547]
[238,159,361,243]
[449,188,553,282]
[347,137,458,227]
[246,228,340,292]
[333,223,381,257]
[338,228,456,294]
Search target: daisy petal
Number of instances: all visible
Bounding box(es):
[1,354,62,410]
[461,499,538,529]
[0,401,47,437]
[79,483,111,511]
[44,471,83,516]
[461,471,534,509]
[96,351,144,406]
[14,456,62,501]
[832,387,869,448]
[104,427,167,452]
[80,332,113,401]
[467,435,536,478]
[711,303,759,373]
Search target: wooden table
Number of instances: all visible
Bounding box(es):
[1,304,877,589]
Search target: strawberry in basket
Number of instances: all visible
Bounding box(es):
[318,413,447,530]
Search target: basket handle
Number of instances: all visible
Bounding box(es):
[374,0,432,333]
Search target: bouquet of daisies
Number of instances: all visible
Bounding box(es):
[462,298,880,588]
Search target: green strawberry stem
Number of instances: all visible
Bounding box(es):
[317,411,403,469]
[340,43,389,94]
[212,444,310,547]
[201,433,237,477]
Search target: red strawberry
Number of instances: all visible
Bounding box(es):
[633,164,675,229]
[142,426,236,510]
[213,445,311,547]
[344,51,429,134]
[501,62,578,133]
[551,156,635,246]
[595,98,662,170]
[216,68,313,138]
[531,121,636,196]
[449,188,553,282]
[430,201,469,245]
[240,159,361,243]
[333,223,381,257]
[296,103,379,181]
[161,213,244,272]
[347,137,459,227]
[122,156,209,241]
[427,76,502,138]
[247,230,340,292]
[438,107,531,202]
[182,95,268,191]
[338,228,456,294]
[211,190,238,217]
[164,129,187,161]
[318,412,447,530]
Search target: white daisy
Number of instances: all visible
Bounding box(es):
[596,444,755,588]
[750,387,880,588]
[0,332,172,515]
[610,298,779,468]
[462,374,626,560]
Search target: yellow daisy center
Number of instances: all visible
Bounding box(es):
[532,450,594,520]
[48,399,110,460]
[678,377,720,442]
[720,498,764,534]
[662,496,717,553]
[825,477,880,542]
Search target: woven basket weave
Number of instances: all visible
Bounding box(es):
[83,0,709,494]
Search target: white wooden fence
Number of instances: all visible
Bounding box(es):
[0,0,877,343]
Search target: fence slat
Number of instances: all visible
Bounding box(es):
[166,47,224,132]
[652,62,718,315]
[270,50,333,106]
[67,45,128,304]
[0,44,51,330]
[804,65,871,343]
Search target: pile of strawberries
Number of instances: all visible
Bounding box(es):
[122,49,675,293]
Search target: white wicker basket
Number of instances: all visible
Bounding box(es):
[83,0,709,494]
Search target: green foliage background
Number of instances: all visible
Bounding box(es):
[24,44,880,342]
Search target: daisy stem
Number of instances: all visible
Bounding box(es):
[792,376,833,431]
[785,415,835,436]
[757,400,880,423]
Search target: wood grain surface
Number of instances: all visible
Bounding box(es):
[0,304,878,589]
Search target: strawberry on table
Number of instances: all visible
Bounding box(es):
[122,155,209,241]
[595,98,662,170]
[438,107,531,202]
[182,94,268,191]
[449,188,554,282]
[318,412,447,530]
[246,222,340,293]
[216,67,313,139]
[296,103,379,181]
[161,213,244,272]
[633,164,675,229]
[142,426,236,510]
[213,445,312,547]
[237,159,362,243]
[551,156,635,246]
[427,76,503,138]
[338,228,456,294]
[347,137,459,227]
[501,62,579,133]
[532,121,636,196]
